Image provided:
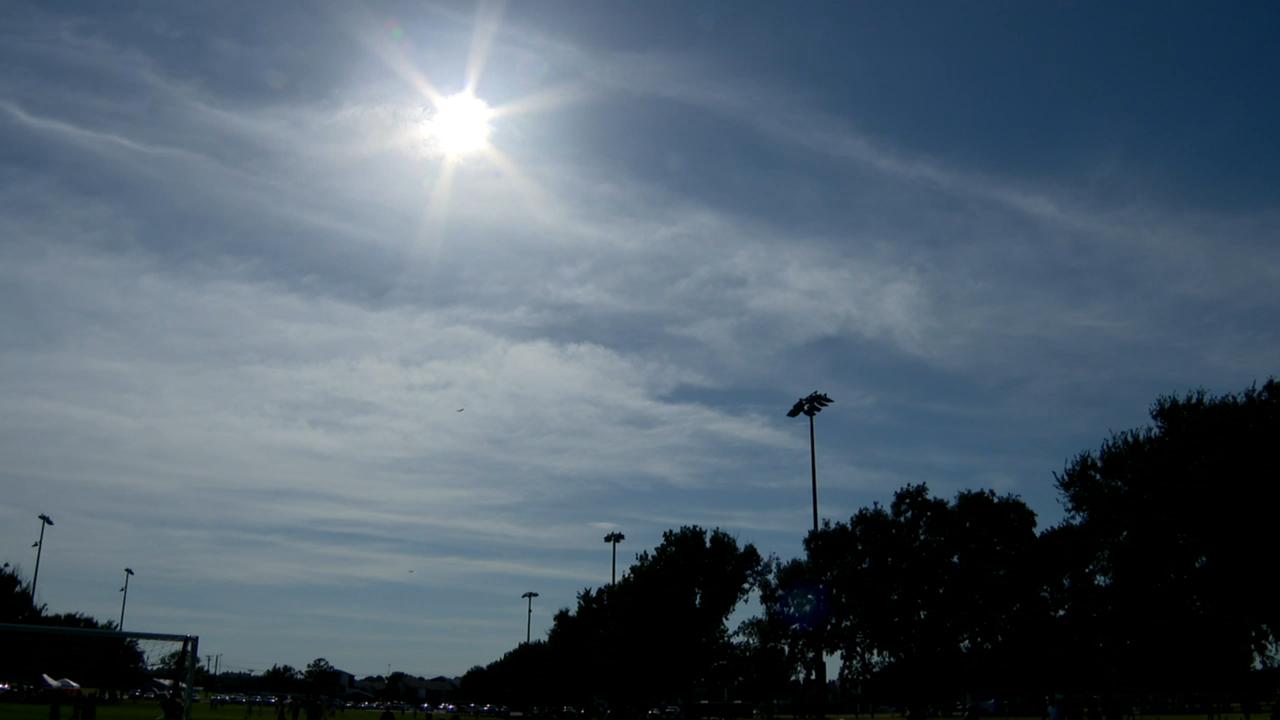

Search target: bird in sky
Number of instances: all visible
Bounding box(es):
[457,408,464,413]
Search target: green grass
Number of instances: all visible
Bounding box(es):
[2,707,1270,720]
[0,703,414,720]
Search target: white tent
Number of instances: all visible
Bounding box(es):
[41,674,81,690]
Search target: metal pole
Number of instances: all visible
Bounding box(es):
[31,520,47,605]
[184,636,199,720]
[525,595,533,644]
[807,411,824,719]
[119,571,130,629]
[810,413,818,532]
[611,540,617,585]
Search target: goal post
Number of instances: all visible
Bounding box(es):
[0,622,199,720]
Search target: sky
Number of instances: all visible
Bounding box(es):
[2,0,1278,679]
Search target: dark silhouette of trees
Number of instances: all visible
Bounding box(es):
[796,486,1041,715]
[1,564,149,689]
[1,564,41,623]
[305,657,342,695]
[468,527,763,711]
[1048,380,1280,701]
[742,557,821,714]
[460,642,556,706]
[262,664,304,693]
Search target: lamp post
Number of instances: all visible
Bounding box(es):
[119,568,135,629]
[521,591,539,644]
[786,391,833,719]
[787,392,833,532]
[603,532,625,585]
[30,513,54,605]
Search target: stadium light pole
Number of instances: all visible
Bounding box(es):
[787,392,833,532]
[603,531,625,585]
[30,513,54,605]
[119,568,135,629]
[787,391,833,720]
[521,591,539,645]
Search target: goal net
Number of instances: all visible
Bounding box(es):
[0,622,199,720]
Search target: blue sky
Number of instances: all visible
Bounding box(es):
[2,0,1277,678]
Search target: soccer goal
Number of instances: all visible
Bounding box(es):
[0,622,199,720]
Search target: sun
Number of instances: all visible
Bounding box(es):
[425,92,493,158]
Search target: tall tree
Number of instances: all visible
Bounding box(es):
[262,664,303,693]
[0,565,147,688]
[1052,379,1280,695]
[1,565,40,623]
[544,526,764,709]
[305,657,341,696]
[805,485,1041,714]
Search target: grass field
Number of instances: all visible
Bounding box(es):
[0,705,1270,720]
[0,704,407,720]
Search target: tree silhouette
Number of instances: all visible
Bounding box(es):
[477,527,764,710]
[802,485,1041,716]
[1,565,147,688]
[305,657,341,696]
[1051,379,1280,698]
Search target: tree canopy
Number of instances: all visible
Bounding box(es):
[466,526,763,710]
[1048,380,1280,694]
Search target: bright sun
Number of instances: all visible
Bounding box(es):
[426,92,493,158]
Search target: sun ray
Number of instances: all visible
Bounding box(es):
[488,84,585,119]
[483,146,559,226]
[425,157,459,235]
[410,156,459,268]
[464,0,505,96]
[357,21,444,106]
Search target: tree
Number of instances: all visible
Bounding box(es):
[743,557,820,714]
[262,664,303,693]
[1,564,40,623]
[305,658,341,696]
[804,485,1041,715]
[508,527,764,710]
[0,565,147,688]
[1051,379,1280,697]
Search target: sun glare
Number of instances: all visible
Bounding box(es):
[426,92,493,158]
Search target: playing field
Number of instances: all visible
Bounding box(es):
[0,703,398,720]
[0,705,1267,720]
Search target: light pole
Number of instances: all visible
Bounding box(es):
[521,591,539,644]
[787,392,833,532]
[30,513,54,605]
[119,568,135,629]
[786,391,833,719]
[603,532,625,585]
